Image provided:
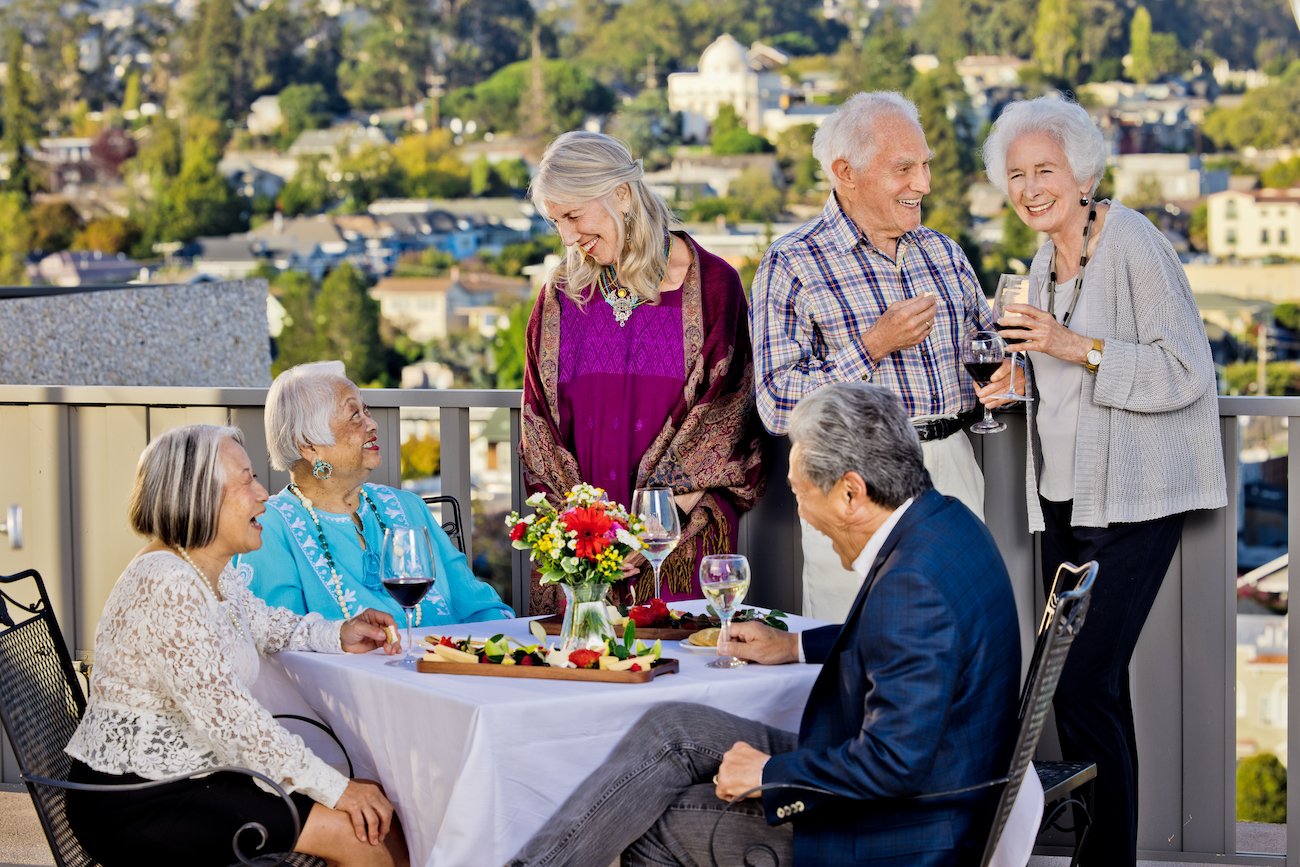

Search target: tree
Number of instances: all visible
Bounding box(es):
[242,0,305,96]
[276,83,331,150]
[1237,753,1287,822]
[911,71,973,249]
[186,0,246,125]
[1129,6,1155,84]
[400,434,441,480]
[728,166,785,222]
[314,262,388,385]
[443,59,614,138]
[72,216,143,255]
[30,201,83,254]
[470,155,499,196]
[441,0,535,90]
[391,129,472,199]
[1203,62,1300,151]
[710,105,773,155]
[983,208,1039,281]
[0,192,33,283]
[775,123,820,197]
[3,27,37,201]
[278,159,332,216]
[1262,157,1300,190]
[336,0,433,110]
[492,300,531,389]
[90,127,138,178]
[834,7,915,97]
[606,89,680,168]
[334,144,403,213]
[155,123,245,241]
[1033,0,1082,84]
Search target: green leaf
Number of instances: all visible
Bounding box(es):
[623,619,636,651]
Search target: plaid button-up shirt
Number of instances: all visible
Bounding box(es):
[750,195,994,434]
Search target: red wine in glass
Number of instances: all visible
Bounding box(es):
[383,577,433,609]
[963,360,1003,385]
[381,527,437,666]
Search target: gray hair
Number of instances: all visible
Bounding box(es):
[788,383,926,508]
[981,96,1107,196]
[812,91,922,185]
[529,130,678,306]
[265,360,353,471]
[129,424,243,548]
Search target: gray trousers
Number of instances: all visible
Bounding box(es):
[507,701,798,867]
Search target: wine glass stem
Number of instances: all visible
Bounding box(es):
[651,562,662,600]
[404,607,415,660]
[983,406,995,425]
[718,615,731,660]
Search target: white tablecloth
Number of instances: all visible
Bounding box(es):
[265,603,823,867]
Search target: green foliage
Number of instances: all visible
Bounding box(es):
[1033,0,1082,83]
[72,216,143,255]
[710,105,773,155]
[150,121,246,243]
[441,0,535,90]
[242,0,306,97]
[774,124,820,195]
[834,8,915,98]
[443,58,615,137]
[334,145,403,214]
[394,247,457,278]
[400,434,441,480]
[1203,62,1300,151]
[426,328,498,388]
[1237,753,1286,823]
[492,300,532,389]
[0,192,33,283]
[391,130,472,199]
[494,158,531,191]
[30,201,83,254]
[983,209,1039,279]
[911,70,974,245]
[1261,157,1300,190]
[727,166,786,222]
[1274,303,1300,333]
[1128,6,1154,84]
[314,262,389,385]
[336,0,433,109]
[278,159,332,217]
[186,0,246,125]
[470,156,497,197]
[480,236,559,277]
[1224,361,1300,396]
[3,28,37,200]
[276,84,331,150]
[1188,203,1208,252]
[606,90,680,168]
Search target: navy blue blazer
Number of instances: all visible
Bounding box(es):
[762,488,1021,866]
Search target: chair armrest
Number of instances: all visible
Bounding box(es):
[23,766,309,867]
[273,713,354,779]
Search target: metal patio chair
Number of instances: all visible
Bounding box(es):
[708,560,1098,867]
[0,567,328,867]
[422,493,465,552]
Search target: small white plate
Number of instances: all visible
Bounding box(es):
[677,640,719,654]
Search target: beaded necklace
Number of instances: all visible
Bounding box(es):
[597,230,673,327]
[175,546,247,638]
[1045,201,1098,329]
[286,484,421,625]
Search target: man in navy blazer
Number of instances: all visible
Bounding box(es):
[508,383,1021,867]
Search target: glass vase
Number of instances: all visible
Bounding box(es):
[559,582,615,653]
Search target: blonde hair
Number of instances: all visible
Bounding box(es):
[529,131,678,305]
[129,424,243,548]
[265,360,353,471]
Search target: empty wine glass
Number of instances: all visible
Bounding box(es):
[381,526,436,667]
[632,487,680,601]
[962,330,1007,435]
[993,273,1034,403]
[699,554,750,670]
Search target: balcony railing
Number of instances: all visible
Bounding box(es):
[0,384,1292,864]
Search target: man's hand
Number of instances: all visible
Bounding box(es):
[974,359,1022,409]
[715,742,769,800]
[720,621,800,665]
[862,293,937,360]
[341,608,401,655]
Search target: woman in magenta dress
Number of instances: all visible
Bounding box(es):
[520,131,765,613]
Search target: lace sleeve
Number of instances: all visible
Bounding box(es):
[231,569,343,655]
[147,570,348,806]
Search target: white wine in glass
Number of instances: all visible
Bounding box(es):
[632,487,680,601]
[699,554,750,670]
[993,273,1034,403]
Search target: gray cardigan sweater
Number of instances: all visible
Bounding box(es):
[1024,202,1227,530]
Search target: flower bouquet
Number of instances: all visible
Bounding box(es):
[506,483,646,651]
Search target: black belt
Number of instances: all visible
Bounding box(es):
[913,411,979,443]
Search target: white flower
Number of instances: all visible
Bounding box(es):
[526,492,548,508]
[615,528,642,549]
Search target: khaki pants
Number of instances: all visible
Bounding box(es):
[800,431,985,620]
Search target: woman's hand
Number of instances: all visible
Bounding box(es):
[1000,304,1093,364]
[620,551,644,578]
[334,778,396,844]
[341,608,400,655]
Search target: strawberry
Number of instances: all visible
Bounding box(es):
[628,606,658,627]
[519,654,535,666]
[629,663,642,672]
[568,649,601,669]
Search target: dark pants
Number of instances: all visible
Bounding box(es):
[1039,499,1185,867]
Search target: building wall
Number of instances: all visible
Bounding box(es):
[1208,191,1300,260]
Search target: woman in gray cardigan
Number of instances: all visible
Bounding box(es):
[978,96,1226,867]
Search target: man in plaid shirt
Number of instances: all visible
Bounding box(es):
[750,91,997,620]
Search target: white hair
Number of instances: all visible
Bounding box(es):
[265,360,353,471]
[788,383,927,508]
[812,91,922,186]
[981,96,1107,196]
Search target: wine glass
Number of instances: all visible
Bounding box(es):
[381,526,436,667]
[699,554,750,670]
[962,330,1007,435]
[632,487,680,602]
[993,273,1034,403]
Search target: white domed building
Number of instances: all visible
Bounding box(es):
[667,34,788,143]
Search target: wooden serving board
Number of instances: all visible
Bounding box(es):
[536,616,705,642]
[416,656,680,683]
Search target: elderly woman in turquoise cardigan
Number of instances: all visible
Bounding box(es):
[236,361,512,627]
[978,96,1226,867]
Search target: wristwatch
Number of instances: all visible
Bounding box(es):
[1084,338,1103,374]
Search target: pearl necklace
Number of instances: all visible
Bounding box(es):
[286,484,421,626]
[175,546,246,638]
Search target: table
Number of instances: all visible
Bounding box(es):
[267,603,824,867]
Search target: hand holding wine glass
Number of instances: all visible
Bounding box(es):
[962,330,1007,435]
[993,274,1034,403]
[632,487,680,601]
[699,554,751,670]
[381,526,436,667]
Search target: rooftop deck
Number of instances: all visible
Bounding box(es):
[0,385,1294,864]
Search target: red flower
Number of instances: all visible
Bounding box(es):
[510,521,528,541]
[569,649,601,669]
[565,506,614,559]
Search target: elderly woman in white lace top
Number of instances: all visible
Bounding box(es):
[64,424,410,867]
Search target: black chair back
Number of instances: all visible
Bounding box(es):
[0,568,95,867]
[977,560,1097,867]
[422,494,465,552]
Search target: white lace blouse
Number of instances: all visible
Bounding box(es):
[65,550,349,807]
